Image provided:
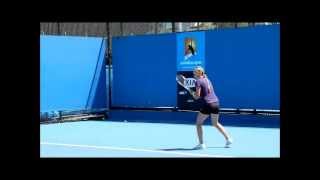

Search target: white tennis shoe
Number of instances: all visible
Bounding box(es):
[194,143,206,150]
[225,138,233,148]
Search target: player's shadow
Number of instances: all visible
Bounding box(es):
[158,146,226,151]
[158,148,197,151]
[207,146,227,149]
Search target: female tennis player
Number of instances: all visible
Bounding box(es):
[191,66,233,149]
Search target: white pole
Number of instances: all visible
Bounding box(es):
[178,22,183,32]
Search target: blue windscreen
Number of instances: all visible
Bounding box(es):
[112,34,177,107]
[40,35,107,112]
[205,25,280,109]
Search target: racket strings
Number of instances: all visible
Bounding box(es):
[177,75,185,85]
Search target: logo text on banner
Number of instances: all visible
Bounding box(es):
[184,78,196,88]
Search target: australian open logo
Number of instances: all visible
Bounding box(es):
[184,38,197,60]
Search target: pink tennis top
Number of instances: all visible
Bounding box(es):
[195,77,219,104]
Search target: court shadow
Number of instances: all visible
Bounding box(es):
[158,146,227,151]
[158,148,197,151]
[207,146,227,149]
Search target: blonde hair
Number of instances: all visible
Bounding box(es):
[194,66,206,76]
[194,66,211,92]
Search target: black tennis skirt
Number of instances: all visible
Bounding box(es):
[199,101,220,114]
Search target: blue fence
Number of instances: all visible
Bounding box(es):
[111,25,279,110]
[40,25,279,127]
[205,25,280,109]
[112,34,177,107]
[40,35,107,112]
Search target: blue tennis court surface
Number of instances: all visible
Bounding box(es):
[41,115,279,158]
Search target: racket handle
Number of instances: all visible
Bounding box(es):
[188,89,195,96]
[189,90,199,100]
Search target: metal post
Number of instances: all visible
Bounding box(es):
[172,22,175,32]
[120,22,123,36]
[155,23,158,34]
[197,22,200,31]
[106,22,112,108]
[57,22,60,35]
[178,22,182,32]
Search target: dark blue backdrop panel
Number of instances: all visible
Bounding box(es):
[205,25,280,109]
[40,35,107,112]
[112,34,177,107]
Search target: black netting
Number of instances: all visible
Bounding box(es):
[40,22,271,37]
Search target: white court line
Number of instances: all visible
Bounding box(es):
[41,142,233,158]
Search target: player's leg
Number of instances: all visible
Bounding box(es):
[210,113,233,147]
[194,112,209,149]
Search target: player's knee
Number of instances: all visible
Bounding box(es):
[211,114,219,127]
[196,121,203,126]
[212,120,218,127]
